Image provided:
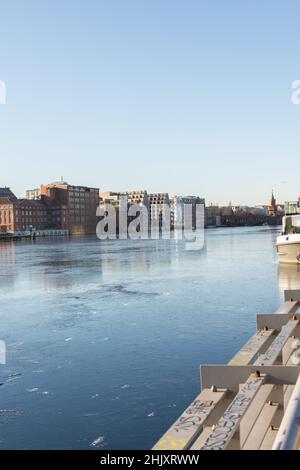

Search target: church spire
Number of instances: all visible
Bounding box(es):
[270,189,276,207]
[268,190,277,216]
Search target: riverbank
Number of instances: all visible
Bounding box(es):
[0,230,70,242]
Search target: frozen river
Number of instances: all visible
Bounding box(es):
[0,226,299,449]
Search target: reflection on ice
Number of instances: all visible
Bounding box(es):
[0,227,284,450]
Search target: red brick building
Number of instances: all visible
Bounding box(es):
[0,183,99,235]
[40,181,99,235]
[0,195,67,233]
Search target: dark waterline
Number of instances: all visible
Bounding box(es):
[0,226,300,450]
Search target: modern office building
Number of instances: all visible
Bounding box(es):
[171,195,205,229]
[119,190,149,208]
[26,188,41,200]
[148,193,170,225]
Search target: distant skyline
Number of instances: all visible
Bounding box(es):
[1,181,290,208]
[1,1,300,205]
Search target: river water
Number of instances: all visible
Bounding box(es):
[0,226,300,449]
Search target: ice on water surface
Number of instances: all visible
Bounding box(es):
[0,228,290,449]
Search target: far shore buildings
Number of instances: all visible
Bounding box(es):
[149,193,171,226]
[253,191,284,218]
[121,190,149,208]
[205,191,284,227]
[0,187,66,233]
[205,204,221,227]
[1,185,287,234]
[100,191,206,229]
[40,181,99,234]
[171,196,206,229]
[0,181,100,235]
[267,190,284,217]
[26,188,41,200]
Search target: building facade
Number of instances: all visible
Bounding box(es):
[171,195,205,229]
[41,181,99,234]
[148,193,170,226]
[205,204,221,227]
[26,188,41,200]
[219,206,267,226]
[0,197,14,232]
[119,190,149,209]
[0,197,67,233]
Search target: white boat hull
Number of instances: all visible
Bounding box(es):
[277,234,300,264]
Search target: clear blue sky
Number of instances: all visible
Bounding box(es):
[0,0,300,205]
